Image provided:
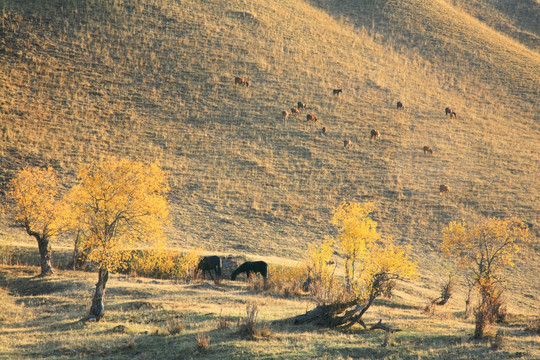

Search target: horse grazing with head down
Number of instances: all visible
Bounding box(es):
[197,256,222,280]
[230,261,268,281]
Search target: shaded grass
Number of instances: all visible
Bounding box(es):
[0,266,538,359]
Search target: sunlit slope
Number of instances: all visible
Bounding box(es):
[450,0,540,51]
[0,0,538,261]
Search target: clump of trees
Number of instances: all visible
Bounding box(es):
[6,157,171,321]
[442,218,530,338]
[294,202,417,329]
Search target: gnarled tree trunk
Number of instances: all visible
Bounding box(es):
[35,234,54,276]
[293,273,395,329]
[88,268,109,321]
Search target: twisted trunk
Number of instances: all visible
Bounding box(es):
[88,268,109,321]
[34,234,54,276]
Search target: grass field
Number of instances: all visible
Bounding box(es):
[0,0,538,358]
[0,264,538,360]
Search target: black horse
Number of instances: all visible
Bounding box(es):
[197,256,221,280]
[230,261,268,281]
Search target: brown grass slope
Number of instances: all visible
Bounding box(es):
[451,0,540,51]
[0,0,538,266]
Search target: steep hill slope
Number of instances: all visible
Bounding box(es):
[0,0,538,268]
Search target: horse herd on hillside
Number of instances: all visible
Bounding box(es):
[236,76,453,195]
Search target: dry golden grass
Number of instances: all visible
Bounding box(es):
[0,265,538,359]
[0,0,538,357]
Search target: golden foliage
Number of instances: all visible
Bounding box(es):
[442,218,530,282]
[306,202,417,305]
[129,248,201,281]
[6,167,69,239]
[68,157,170,272]
[332,201,416,299]
[267,263,308,295]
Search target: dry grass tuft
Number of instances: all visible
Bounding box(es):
[195,333,210,351]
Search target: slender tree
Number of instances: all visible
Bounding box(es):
[6,167,68,276]
[442,217,530,338]
[294,202,416,328]
[68,157,170,321]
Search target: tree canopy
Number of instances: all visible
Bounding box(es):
[6,167,69,275]
[68,157,170,272]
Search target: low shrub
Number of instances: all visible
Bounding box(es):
[119,248,201,282]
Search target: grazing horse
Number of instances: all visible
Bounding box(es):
[234,76,249,86]
[282,110,290,121]
[397,101,404,110]
[230,261,268,280]
[290,107,300,114]
[439,184,450,194]
[445,107,457,118]
[423,146,433,155]
[306,114,317,122]
[344,139,352,148]
[333,89,343,95]
[197,256,221,280]
[321,126,328,136]
[297,102,308,110]
[370,129,380,140]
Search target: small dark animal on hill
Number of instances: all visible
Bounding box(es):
[439,184,450,194]
[297,102,308,109]
[397,101,404,110]
[321,127,328,136]
[198,256,222,280]
[445,107,456,118]
[234,76,249,86]
[282,110,290,120]
[306,114,317,122]
[231,261,268,280]
[290,107,300,114]
[344,139,352,148]
[423,146,433,155]
[370,129,380,140]
[333,89,343,95]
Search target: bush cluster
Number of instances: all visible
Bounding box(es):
[118,249,201,281]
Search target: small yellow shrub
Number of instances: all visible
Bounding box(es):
[122,248,201,281]
[267,264,308,296]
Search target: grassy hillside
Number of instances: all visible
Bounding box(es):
[0,0,538,269]
[0,0,539,358]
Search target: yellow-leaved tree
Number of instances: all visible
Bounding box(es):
[68,157,170,321]
[6,167,69,276]
[442,218,530,338]
[295,201,416,328]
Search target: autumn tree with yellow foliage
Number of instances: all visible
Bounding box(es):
[6,167,69,276]
[442,218,530,338]
[68,157,170,321]
[294,202,416,329]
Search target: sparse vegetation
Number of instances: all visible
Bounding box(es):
[0,0,538,358]
[442,218,531,338]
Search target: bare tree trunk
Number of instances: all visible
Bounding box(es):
[36,235,54,276]
[88,268,109,321]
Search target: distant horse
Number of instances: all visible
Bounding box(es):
[333,89,343,95]
[230,261,268,281]
[397,101,404,110]
[197,256,221,280]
